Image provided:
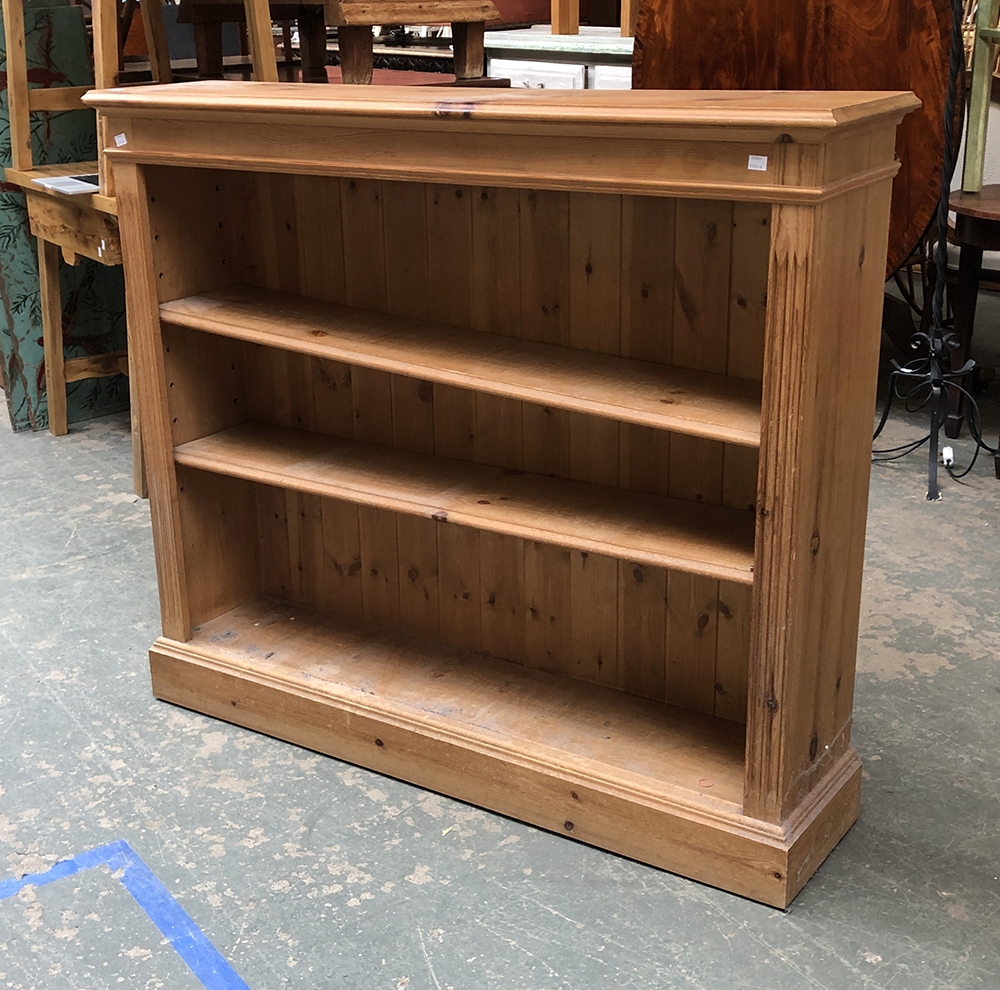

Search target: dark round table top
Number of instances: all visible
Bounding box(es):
[950,185,1000,221]
[633,0,956,278]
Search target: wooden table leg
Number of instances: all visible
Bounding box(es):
[298,8,328,83]
[38,239,67,436]
[945,240,983,438]
[194,22,224,78]
[452,22,484,80]
[338,25,373,84]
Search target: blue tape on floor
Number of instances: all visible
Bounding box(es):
[0,839,251,990]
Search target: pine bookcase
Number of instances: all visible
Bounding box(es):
[87,82,918,907]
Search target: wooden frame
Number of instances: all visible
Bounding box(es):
[552,0,636,37]
[88,82,917,907]
[0,0,163,493]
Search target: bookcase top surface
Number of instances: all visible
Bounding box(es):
[86,81,918,140]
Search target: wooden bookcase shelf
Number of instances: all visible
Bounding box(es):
[89,82,918,907]
[175,422,756,581]
[161,286,764,445]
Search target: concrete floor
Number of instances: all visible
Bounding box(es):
[1,364,999,988]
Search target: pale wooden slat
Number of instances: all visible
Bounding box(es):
[618,561,667,701]
[38,239,67,436]
[524,541,572,675]
[160,286,762,446]
[174,421,756,583]
[2,0,32,172]
[27,86,91,112]
[479,531,524,663]
[64,351,129,383]
[326,0,499,25]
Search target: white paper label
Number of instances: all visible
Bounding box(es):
[114,133,127,147]
[747,155,768,172]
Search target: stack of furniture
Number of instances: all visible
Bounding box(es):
[1,0,166,491]
[88,81,916,906]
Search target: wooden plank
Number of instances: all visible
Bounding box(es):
[452,22,485,79]
[320,497,364,620]
[310,358,355,438]
[350,368,393,446]
[620,0,637,37]
[243,0,279,81]
[326,0,499,25]
[341,178,387,310]
[117,162,191,642]
[524,541,571,675]
[337,24,373,84]
[5,163,114,215]
[618,561,667,701]
[64,351,128,383]
[140,0,174,83]
[383,181,431,321]
[38,239,67,437]
[745,182,892,823]
[174,421,756,582]
[722,202,767,515]
[569,191,621,355]
[672,199,733,375]
[714,580,751,722]
[293,174,347,305]
[25,192,121,265]
[431,384,474,460]
[569,411,618,486]
[520,188,570,346]
[619,423,670,497]
[358,505,400,629]
[722,444,758,513]
[669,199,733,509]
[479,531,524,663]
[27,86,91,112]
[728,201,770,381]
[621,195,675,365]
[161,286,763,445]
[471,185,520,336]
[550,0,579,34]
[161,325,247,446]
[287,490,327,608]
[177,468,261,627]
[666,572,719,714]
[2,0,32,171]
[427,182,477,464]
[438,523,481,649]
[474,393,522,468]
[397,514,440,641]
[257,482,292,598]
[668,434,724,506]
[568,191,620,487]
[569,551,618,686]
[391,375,435,454]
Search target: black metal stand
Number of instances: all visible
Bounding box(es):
[873,331,973,501]
[871,0,969,500]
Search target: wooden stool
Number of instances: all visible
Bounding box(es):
[177,0,326,82]
[329,0,499,84]
[944,187,1000,439]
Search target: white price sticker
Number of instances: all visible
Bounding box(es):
[747,155,768,172]
[114,133,128,147]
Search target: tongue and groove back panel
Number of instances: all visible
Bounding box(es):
[149,165,766,723]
